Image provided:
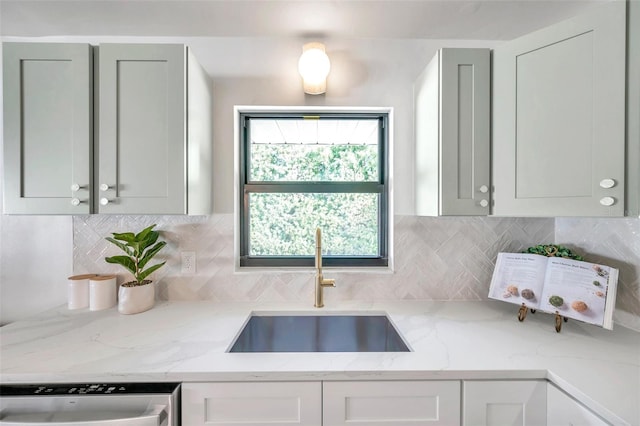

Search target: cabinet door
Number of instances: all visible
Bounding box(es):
[181,382,322,426]
[463,380,546,426]
[415,48,490,216]
[97,44,186,214]
[2,42,92,214]
[323,380,461,426]
[492,1,626,216]
[547,383,608,425]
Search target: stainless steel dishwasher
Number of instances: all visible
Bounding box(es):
[0,382,180,425]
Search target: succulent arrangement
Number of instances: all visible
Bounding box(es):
[524,244,584,261]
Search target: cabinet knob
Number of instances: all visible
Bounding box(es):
[479,185,489,194]
[100,198,111,206]
[70,198,82,206]
[480,199,489,208]
[599,179,616,189]
[70,183,81,192]
[99,184,111,192]
[599,197,616,206]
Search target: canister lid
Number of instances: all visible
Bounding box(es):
[68,274,98,280]
[90,275,117,281]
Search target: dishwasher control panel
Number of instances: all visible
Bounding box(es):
[0,382,180,396]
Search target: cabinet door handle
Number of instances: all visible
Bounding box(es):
[599,178,616,189]
[599,196,616,206]
[70,183,82,192]
[480,199,489,207]
[100,198,111,206]
[479,185,489,193]
[99,184,111,192]
[70,198,82,206]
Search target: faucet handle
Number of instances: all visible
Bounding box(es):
[321,277,336,288]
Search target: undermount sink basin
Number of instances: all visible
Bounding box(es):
[228,313,410,353]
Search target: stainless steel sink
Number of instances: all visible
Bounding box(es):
[228,313,410,352]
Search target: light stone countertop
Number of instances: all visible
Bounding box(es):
[1,300,638,425]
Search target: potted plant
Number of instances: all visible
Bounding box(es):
[105,224,167,315]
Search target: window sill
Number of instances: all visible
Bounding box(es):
[233,265,394,275]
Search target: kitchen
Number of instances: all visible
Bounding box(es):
[0,0,639,425]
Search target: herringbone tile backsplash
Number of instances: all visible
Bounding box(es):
[556,217,640,330]
[73,215,640,329]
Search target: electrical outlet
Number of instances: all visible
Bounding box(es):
[181,251,196,275]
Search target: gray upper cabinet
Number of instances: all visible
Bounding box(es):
[492,1,626,217]
[415,48,490,216]
[2,42,212,215]
[627,0,640,217]
[98,43,212,215]
[3,43,93,214]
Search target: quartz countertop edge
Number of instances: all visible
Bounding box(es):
[1,300,638,425]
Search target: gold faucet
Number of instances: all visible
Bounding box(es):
[314,228,335,308]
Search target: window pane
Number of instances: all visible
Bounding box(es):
[249,193,379,256]
[249,118,379,182]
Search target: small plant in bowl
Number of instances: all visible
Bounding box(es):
[105,224,167,314]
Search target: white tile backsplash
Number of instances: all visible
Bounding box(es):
[556,217,640,330]
[72,214,640,330]
[73,215,554,303]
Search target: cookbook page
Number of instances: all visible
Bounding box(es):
[488,253,548,309]
[539,257,616,327]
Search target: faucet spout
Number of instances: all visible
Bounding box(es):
[314,228,336,308]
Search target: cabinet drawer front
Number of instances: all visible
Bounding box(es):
[547,383,608,425]
[182,382,321,426]
[323,380,460,426]
[463,380,546,426]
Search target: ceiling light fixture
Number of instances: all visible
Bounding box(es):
[298,42,331,95]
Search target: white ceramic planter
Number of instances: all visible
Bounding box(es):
[118,281,155,315]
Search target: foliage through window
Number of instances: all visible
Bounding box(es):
[239,111,389,267]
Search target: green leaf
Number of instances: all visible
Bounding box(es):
[138,231,159,253]
[105,237,133,256]
[136,224,157,243]
[138,261,166,282]
[136,224,155,239]
[105,255,136,275]
[111,232,136,243]
[138,241,167,270]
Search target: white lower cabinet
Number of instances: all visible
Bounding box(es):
[183,379,608,426]
[546,383,608,426]
[463,380,547,426]
[323,380,461,426]
[181,382,322,426]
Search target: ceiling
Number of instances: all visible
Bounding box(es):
[0,0,612,40]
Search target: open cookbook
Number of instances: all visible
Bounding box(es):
[488,253,618,329]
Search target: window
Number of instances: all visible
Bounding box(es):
[238,110,389,268]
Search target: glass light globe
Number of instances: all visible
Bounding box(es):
[298,43,331,95]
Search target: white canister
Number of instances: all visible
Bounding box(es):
[67,274,97,309]
[89,275,117,311]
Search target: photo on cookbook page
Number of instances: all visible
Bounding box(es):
[539,257,617,328]
[488,253,548,310]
